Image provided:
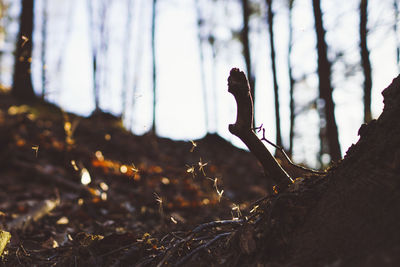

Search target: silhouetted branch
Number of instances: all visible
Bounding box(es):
[259,128,325,178]
[227,68,292,192]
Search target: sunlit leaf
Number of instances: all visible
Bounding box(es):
[56,216,69,225]
[80,168,91,185]
[64,121,71,132]
[99,182,109,191]
[16,138,26,147]
[71,160,79,171]
[8,105,29,115]
[161,177,170,185]
[273,185,279,195]
[95,151,104,161]
[0,230,11,256]
[120,165,128,174]
[202,198,210,205]
[170,216,177,224]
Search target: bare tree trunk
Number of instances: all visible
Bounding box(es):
[211,37,219,133]
[151,0,157,135]
[394,0,400,71]
[194,0,209,133]
[266,0,282,148]
[240,0,255,127]
[129,0,145,129]
[288,0,295,156]
[98,1,109,105]
[87,0,100,111]
[87,0,109,112]
[360,0,372,123]
[54,0,74,92]
[12,0,36,101]
[122,0,133,119]
[312,0,341,162]
[0,0,6,84]
[40,0,48,99]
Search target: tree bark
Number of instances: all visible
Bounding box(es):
[12,0,36,101]
[266,0,282,148]
[360,0,372,123]
[312,0,342,162]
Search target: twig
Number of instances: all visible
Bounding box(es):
[247,195,271,211]
[156,234,194,267]
[259,128,325,177]
[153,220,244,266]
[175,232,231,266]
[7,198,60,231]
[100,242,138,258]
[227,68,292,191]
[192,219,245,233]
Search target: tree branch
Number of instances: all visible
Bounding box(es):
[227,68,292,191]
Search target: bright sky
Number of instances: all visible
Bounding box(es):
[2,0,399,167]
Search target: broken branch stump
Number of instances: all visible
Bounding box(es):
[227,68,292,191]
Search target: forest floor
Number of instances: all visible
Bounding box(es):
[2,75,398,266]
[1,92,322,266]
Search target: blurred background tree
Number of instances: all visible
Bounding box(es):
[1,0,399,168]
[12,0,35,101]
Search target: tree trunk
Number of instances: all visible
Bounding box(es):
[151,0,157,135]
[394,0,400,71]
[40,0,48,99]
[194,0,209,133]
[121,0,133,119]
[312,0,341,162]
[240,0,255,127]
[360,0,372,123]
[266,0,282,148]
[288,0,295,156]
[12,0,36,101]
[87,0,100,111]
